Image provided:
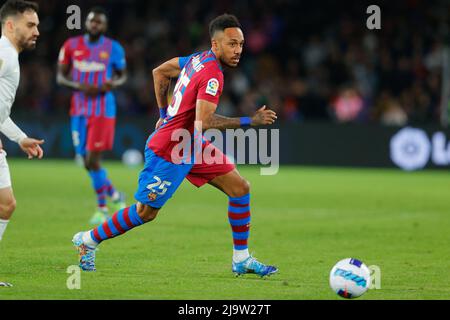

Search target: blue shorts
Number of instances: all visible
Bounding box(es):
[71,116,88,156]
[134,147,194,208]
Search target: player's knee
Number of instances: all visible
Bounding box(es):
[137,204,159,223]
[241,179,251,195]
[85,158,100,171]
[84,152,102,171]
[230,179,250,198]
[6,198,16,215]
[84,158,93,170]
[0,198,16,219]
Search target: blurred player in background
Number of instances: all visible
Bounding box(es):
[57,7,127,225]
[0,0,44,287]
[73,14,278,277]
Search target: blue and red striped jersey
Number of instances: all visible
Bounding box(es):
[58,35,126,118]
[148,50,224,163]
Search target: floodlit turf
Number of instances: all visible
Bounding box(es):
[0,159,449,300]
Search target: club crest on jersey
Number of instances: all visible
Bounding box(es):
[100,51,110,60]
[206,78,219,96]
[148,192,157,201]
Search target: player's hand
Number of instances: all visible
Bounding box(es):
[19,138,45,159]
[79,84,100,97]
[251,106,277,126]
[100,81,114,93]
[155,118,164,130]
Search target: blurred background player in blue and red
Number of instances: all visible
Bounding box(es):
[56,7,127,224]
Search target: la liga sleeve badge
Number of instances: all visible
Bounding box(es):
[205,78,219,96]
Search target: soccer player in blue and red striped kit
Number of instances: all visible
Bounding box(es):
[72,14,278,277]
[57,7,127,225]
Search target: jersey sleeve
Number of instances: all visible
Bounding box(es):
[111,41,126,71]
[178,52,199,70]
[0,117,27,143]
[0,51,13,123]
[0,53,10,78]
[58,39,73,65]
[0,47,15,78]
[178,55,191,70]
[196,69,224,105]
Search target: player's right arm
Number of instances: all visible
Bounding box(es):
[57,59,98,95]
[56,40,98,95]
[152,57,186,129]
[56,40,79,90]
[0,53,44,159]
[56,63,80,91]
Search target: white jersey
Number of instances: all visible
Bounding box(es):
[0,35,26,143]
[0,36,19,122]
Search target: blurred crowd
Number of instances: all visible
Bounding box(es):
[11,0,450,125]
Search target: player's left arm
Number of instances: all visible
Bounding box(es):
[0,117,44,159]
[196,100,277,131]
[101,41,128,93]
[0,55,44,159]
[101,69,127,93]
[196,73,277,131]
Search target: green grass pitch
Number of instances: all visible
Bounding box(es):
[0,159,449,299]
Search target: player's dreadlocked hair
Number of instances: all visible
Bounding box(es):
[0,0,38,26]
[209,14,242,38]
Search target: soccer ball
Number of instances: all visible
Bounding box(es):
[122,149,143,167]
[329,258,371,299]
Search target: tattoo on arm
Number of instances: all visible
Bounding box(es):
[154,78,171,108]
[152,58,181,108]
[203,114,241,130]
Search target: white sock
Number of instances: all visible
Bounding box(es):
[111,191,120,202]
[0,219,9,242]
[98,206,109,213]
[233,249,250,263]
[82,231,98,248]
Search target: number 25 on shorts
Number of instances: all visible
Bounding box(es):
[146,176,172,196]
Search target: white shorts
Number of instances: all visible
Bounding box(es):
[0,150,12,189]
